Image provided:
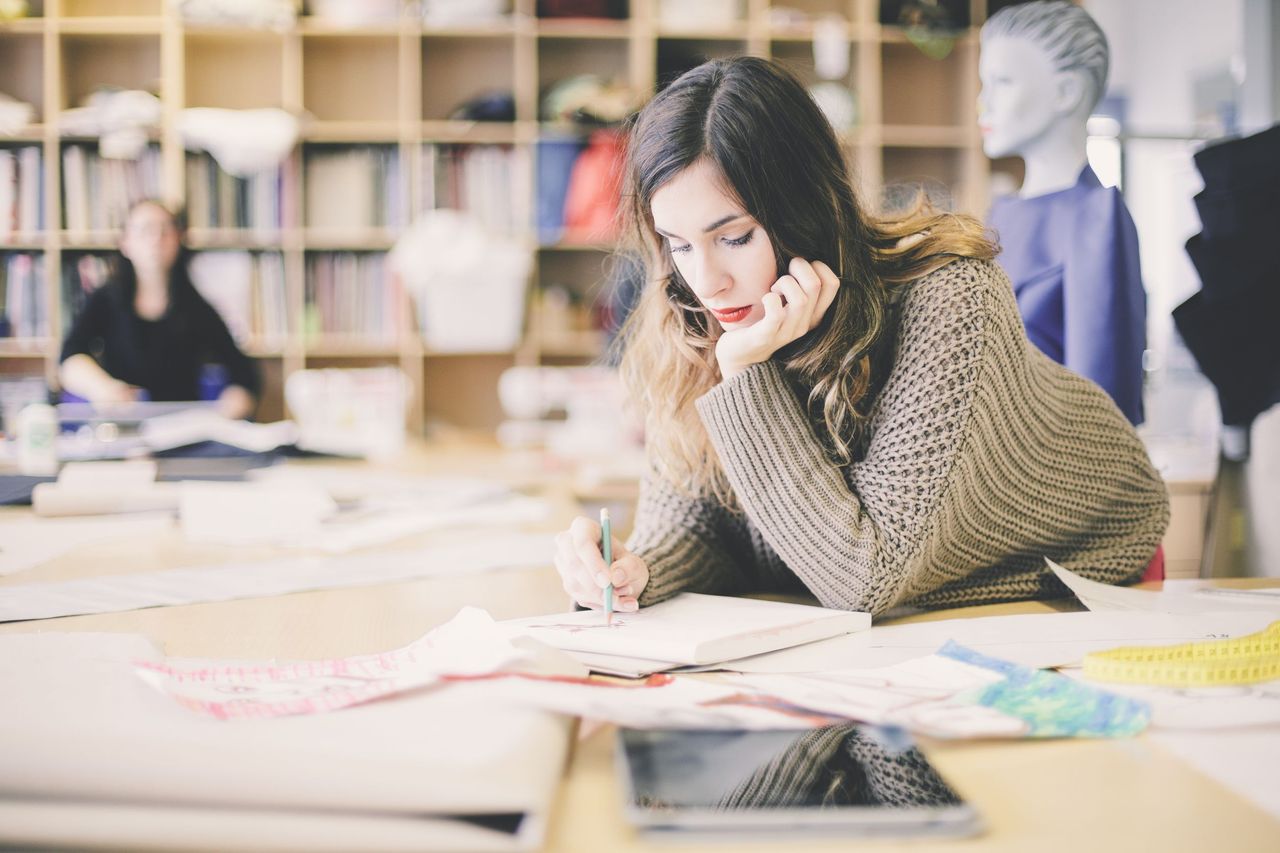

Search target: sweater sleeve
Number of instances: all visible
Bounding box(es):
[629,469,757,607]
[197,300,261,398]
[59,286,111,363]
[694,260,989,615]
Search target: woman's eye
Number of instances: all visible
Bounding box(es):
[668,242,692,255]
[723,230,755,247]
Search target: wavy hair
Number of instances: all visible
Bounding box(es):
[617,57,996,502]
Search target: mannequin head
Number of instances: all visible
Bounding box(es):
[978,0,1109,159]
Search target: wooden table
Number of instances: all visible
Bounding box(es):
[1,441,1277,852]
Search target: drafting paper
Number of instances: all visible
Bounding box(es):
[138,608,526,720]
[504,594,870,666]
[706,610,1280,673]
[1047,559,1280,615]
[0,632,570,851]
[0,513,174,576]
[0,533,552,622]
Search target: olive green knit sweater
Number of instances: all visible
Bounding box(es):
[630,258,1169,616]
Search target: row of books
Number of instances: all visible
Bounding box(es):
[420,144,522,236]
[0,253,46,339]
[185,154,288,235]
[188,251,290,348]
[303,252,400,343]
[304,147,407,232]
[16,142,619,245]
[0,147,43,239]
[62,145,163,236]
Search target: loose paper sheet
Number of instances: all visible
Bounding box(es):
[0,631,573,842]
[1047,559,1280,614]
[0,533,553,622]
[0,512,174,576]
[137,608,527,720]
[706,609,1280,673]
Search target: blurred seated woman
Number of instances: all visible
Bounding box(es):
[59,199,259,419]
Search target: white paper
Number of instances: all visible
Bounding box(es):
[140,409,299,454]
[180,481,337,546]
[249,466,512,509]
[1149,729,1280,821]
[315,495,550,553]
[0,533,553,622]
[57,459,157,488]
[1047,559,1280,614]
[0,513,175,576]
[138,608,529,720]
[0,632,570,850]
[504,594,871,666]
[707,610,1280,673]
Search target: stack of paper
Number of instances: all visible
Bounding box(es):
[0,629,571,852]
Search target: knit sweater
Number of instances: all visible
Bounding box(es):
[629,258,1170,616]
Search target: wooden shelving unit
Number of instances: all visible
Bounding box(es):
[0,0,994,431]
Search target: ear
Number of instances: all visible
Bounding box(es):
[1053,70,1089,117]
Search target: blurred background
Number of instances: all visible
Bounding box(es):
[0,0,1276,577]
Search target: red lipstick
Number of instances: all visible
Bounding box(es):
[710,305,751,323]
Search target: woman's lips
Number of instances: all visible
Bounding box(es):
[710,305,751,323]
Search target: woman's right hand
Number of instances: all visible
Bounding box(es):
[554,515,649,612]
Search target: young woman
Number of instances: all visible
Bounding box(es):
[554,57,1168,617]
[60,199,259,419]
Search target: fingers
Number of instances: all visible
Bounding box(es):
[606,552,647,612]
[568,515,608,586]
[555,520,649,611]
[810,260,841,328]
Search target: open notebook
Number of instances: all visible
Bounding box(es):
[504,593,871,668]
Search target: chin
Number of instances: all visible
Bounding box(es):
[982,137,1013,159]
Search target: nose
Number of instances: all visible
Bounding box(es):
[687,250,730,302]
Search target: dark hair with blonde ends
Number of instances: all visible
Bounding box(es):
[618,57,996,502]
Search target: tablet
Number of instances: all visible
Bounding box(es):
[616,725,982,840]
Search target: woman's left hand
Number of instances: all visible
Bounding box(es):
[715,258,841,381]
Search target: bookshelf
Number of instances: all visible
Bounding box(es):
[1,0,995,431]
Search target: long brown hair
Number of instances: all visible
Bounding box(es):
[618,57,995,502]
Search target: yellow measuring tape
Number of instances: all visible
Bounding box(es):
[1082,621,1280,687]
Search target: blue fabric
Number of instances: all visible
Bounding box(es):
[988,165,1146,425]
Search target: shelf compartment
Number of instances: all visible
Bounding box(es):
[60,33,161,111]
[303,34,401,123]
[880,146,968,212]
[0,33,43,122]
[423,353,513,431]
[770,36,859,83]
[185,31,285,110]
[656,37,749,87]
[537,38,630,109]
[880,39,973,127]
[422,34,515,123]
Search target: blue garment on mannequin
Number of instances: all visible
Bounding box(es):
[988,164,1146,425]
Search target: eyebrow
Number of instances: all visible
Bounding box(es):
[654,214,746,240]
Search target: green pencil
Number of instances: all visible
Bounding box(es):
[601,507,613,625]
